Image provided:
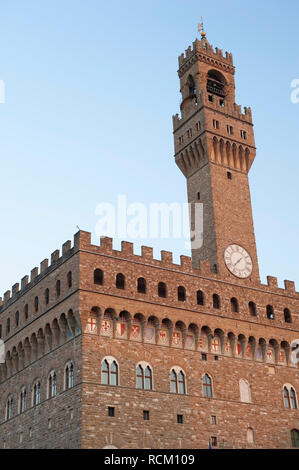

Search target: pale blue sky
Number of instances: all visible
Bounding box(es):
[0,0,298,294]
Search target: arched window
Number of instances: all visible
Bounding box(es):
[67,271,72,288]
[6,318,10,334]
[178,286,186,302]
[6,395,13,420]
[266,305,274,320]
[231,298,239,313]
[137,277,146,294]
[19,387,26,413]
[158,282,167,298]
[284,308,292,323]
[45,288,50,305]
[48,371,57,398]
[203,374,212,398]
[170,369,186,394]
[24,304,29,320]
[207,70,225,97]
[33,381,41,406]
[15,311,19,327]
[101,358,118,386]
[284,387,290,408]
[213,294,220,309]
[247,428,254,444]
[65,361,74,390]
[116,273,125,290]
[187,74,197,98]
[197,290,204,306]
[248,301,257,316]
[94,268,104,285]
[136,364,153,390]
[239,379,251,403]
[291,429,299,448]
[34,296,39,313]
[56,280,61,297]
[290,388,297,409]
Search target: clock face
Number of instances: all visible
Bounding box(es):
[224,244,253,279]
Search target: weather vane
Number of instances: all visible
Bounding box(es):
[198,16,206,39]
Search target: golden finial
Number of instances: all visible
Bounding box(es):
[198,16,206,38]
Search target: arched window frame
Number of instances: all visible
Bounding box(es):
[158,282,167,298]
[291,429,299,448]
[178,286,186,302]
[283,384,297,409]
[48,370,57,398]
[45,288,50,305]
[239,378,251,403]
[56,280,61,298]
[284,308,292,324]
[65,361,74,390]
[213,294,220,310]
[170,367,186,394]
[67,271,72,288]
[34,296,39,313]
[6,395,13,420]
[94,269,104,285]
[19,386,27,413]
[137,277,146,294]
[197,290,204,306]
[202,373,213,398]
[32,380,41,406]
[248,301,257,316]
[266,304,275,320]
[231,297,239,313]
[101,356,119,386]
[116,273,125,290]
[136,362,153,390]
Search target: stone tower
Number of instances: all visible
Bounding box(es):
[173,28,260,284]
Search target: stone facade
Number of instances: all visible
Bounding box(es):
[0,31,298,449]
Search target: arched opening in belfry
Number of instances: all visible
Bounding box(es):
[187,75,197,100]
[207,70,226,98]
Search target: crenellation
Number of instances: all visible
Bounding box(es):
[12,283,19,296]
[161,250,173,264]
[121,241,134,255]
[40,259,49,273]
[4,291,10,302]
[267,276,278,289]
[30,267,39,281]
[51,250,60,264]
[21,275,29,290]
[62,240,71,256]
[141,245,154,261]
[99,236,113,252]
[180,255,192,270]
[284,280,295,293]
[74,230,91,250]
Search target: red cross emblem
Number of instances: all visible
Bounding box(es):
[87,317,97,332]
[211,338,219,352]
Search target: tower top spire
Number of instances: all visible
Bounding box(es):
[198,16,206,40]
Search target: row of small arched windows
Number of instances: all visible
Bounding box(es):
[93,269,293,323]
[1,272,73,337]
[5,362,74,421]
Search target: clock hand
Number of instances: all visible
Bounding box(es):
[233,257,242,267]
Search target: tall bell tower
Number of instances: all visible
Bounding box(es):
[173,24,260,284]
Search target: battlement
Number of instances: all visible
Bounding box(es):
[0,239,75,312]
[0,230,298,312]
[172,90,253,131]
[178,38,234,72]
